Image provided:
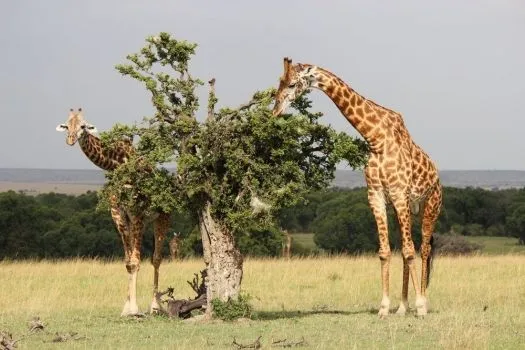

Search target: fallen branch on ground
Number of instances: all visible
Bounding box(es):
[154,269,207,318]
[50,332,86,343]
[272,337,307,347]
[1,316,47,350]
[232,336,262,349]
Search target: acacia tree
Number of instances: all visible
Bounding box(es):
[101,32,368,317]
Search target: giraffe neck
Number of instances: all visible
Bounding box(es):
[313,68,392,150]
[78,132,125,171]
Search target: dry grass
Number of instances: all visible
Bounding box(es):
[1,255,524,349]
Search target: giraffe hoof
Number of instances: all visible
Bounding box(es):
[121,311,145,318]
[378,296,390,318]
[416,308,427,318]
[395,307,407,316]
[121,301,141,317]
[150,297,162,315]
[415,297,427,317]
[378,307,389,318]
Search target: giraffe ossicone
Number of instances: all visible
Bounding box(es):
[273,58,442,317]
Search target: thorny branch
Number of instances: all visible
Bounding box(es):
[154,270,207,318]
[187,269,207,297]
[1,317,85,349]
[207,78,217,122]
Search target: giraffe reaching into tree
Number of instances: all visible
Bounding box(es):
[56,108,171,316]
[273,58,442,317]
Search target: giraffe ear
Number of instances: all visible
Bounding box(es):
[56,124,67,132]
[86,124,98,133]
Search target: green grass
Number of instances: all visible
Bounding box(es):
[292,233,525,255]
[291,232,316,250]
[1,256,525,349]
[465,236,525,255]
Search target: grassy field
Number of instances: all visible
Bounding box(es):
[1,256,524,349]
[464,236,525,255]
[292,233,525,255]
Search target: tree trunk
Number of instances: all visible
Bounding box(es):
[199,201,243,317]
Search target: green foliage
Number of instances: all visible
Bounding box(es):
[0,191,118,258]
[0,191,195,259]
[4,185,525,258]
[178,90,367,235]
[311,189,378,253]
[237,226,283,257]
[98,32,204,217]
[280,186,525,254]
[506,203,525,243]
[211,294,253,321]
[103,32,368,244]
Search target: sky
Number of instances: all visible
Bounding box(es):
[0,1,524,170]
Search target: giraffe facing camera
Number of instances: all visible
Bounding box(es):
[56,108,172,316]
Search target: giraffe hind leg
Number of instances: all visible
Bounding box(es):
[397,199,422,315]
[109,197,139,316]
[150,212,170,314]
[419,185,442,316]
[391,192,425,317]
[121,215,145,317]
[368,189,391,318]
[395,256,409,315]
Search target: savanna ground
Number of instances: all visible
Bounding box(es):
[1,238,525,350]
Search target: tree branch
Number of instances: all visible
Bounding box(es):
[207,78,217,122]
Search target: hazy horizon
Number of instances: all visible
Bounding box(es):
[1,1,524,170]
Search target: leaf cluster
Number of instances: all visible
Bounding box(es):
[178,89,368,233]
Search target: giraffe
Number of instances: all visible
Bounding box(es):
[56,108,171,316]
[282,229,292,259]
[273,58,442,317]
[169,232,182,261]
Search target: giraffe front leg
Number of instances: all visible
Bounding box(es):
[122,256,141,316]
[121,214,145,317]
[368,189,391,318]
[150,212,170,314]
[109,198,139,316]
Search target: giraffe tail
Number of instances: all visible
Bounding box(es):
[426,235,435,288]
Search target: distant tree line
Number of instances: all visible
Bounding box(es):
[0,190,285,259]
[279,186,525,253]
[1,186,525,259]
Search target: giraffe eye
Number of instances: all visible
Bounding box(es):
[288,83,297,88]
[80,125,86,129]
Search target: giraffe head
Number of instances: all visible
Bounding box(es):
[272,57,317,116]
[56,108,98,146]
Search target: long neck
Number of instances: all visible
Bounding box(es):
[314,69,390,149]
[78,132,126,171]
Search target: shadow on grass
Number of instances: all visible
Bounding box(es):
[252,308,376,321]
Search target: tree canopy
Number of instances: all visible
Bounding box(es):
[98,32,368,239]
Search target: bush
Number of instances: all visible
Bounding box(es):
[211,294,253,321]
[433,233,482,255]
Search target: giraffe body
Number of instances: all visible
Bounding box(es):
[57,108,172,316]
[273,58,442,317]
